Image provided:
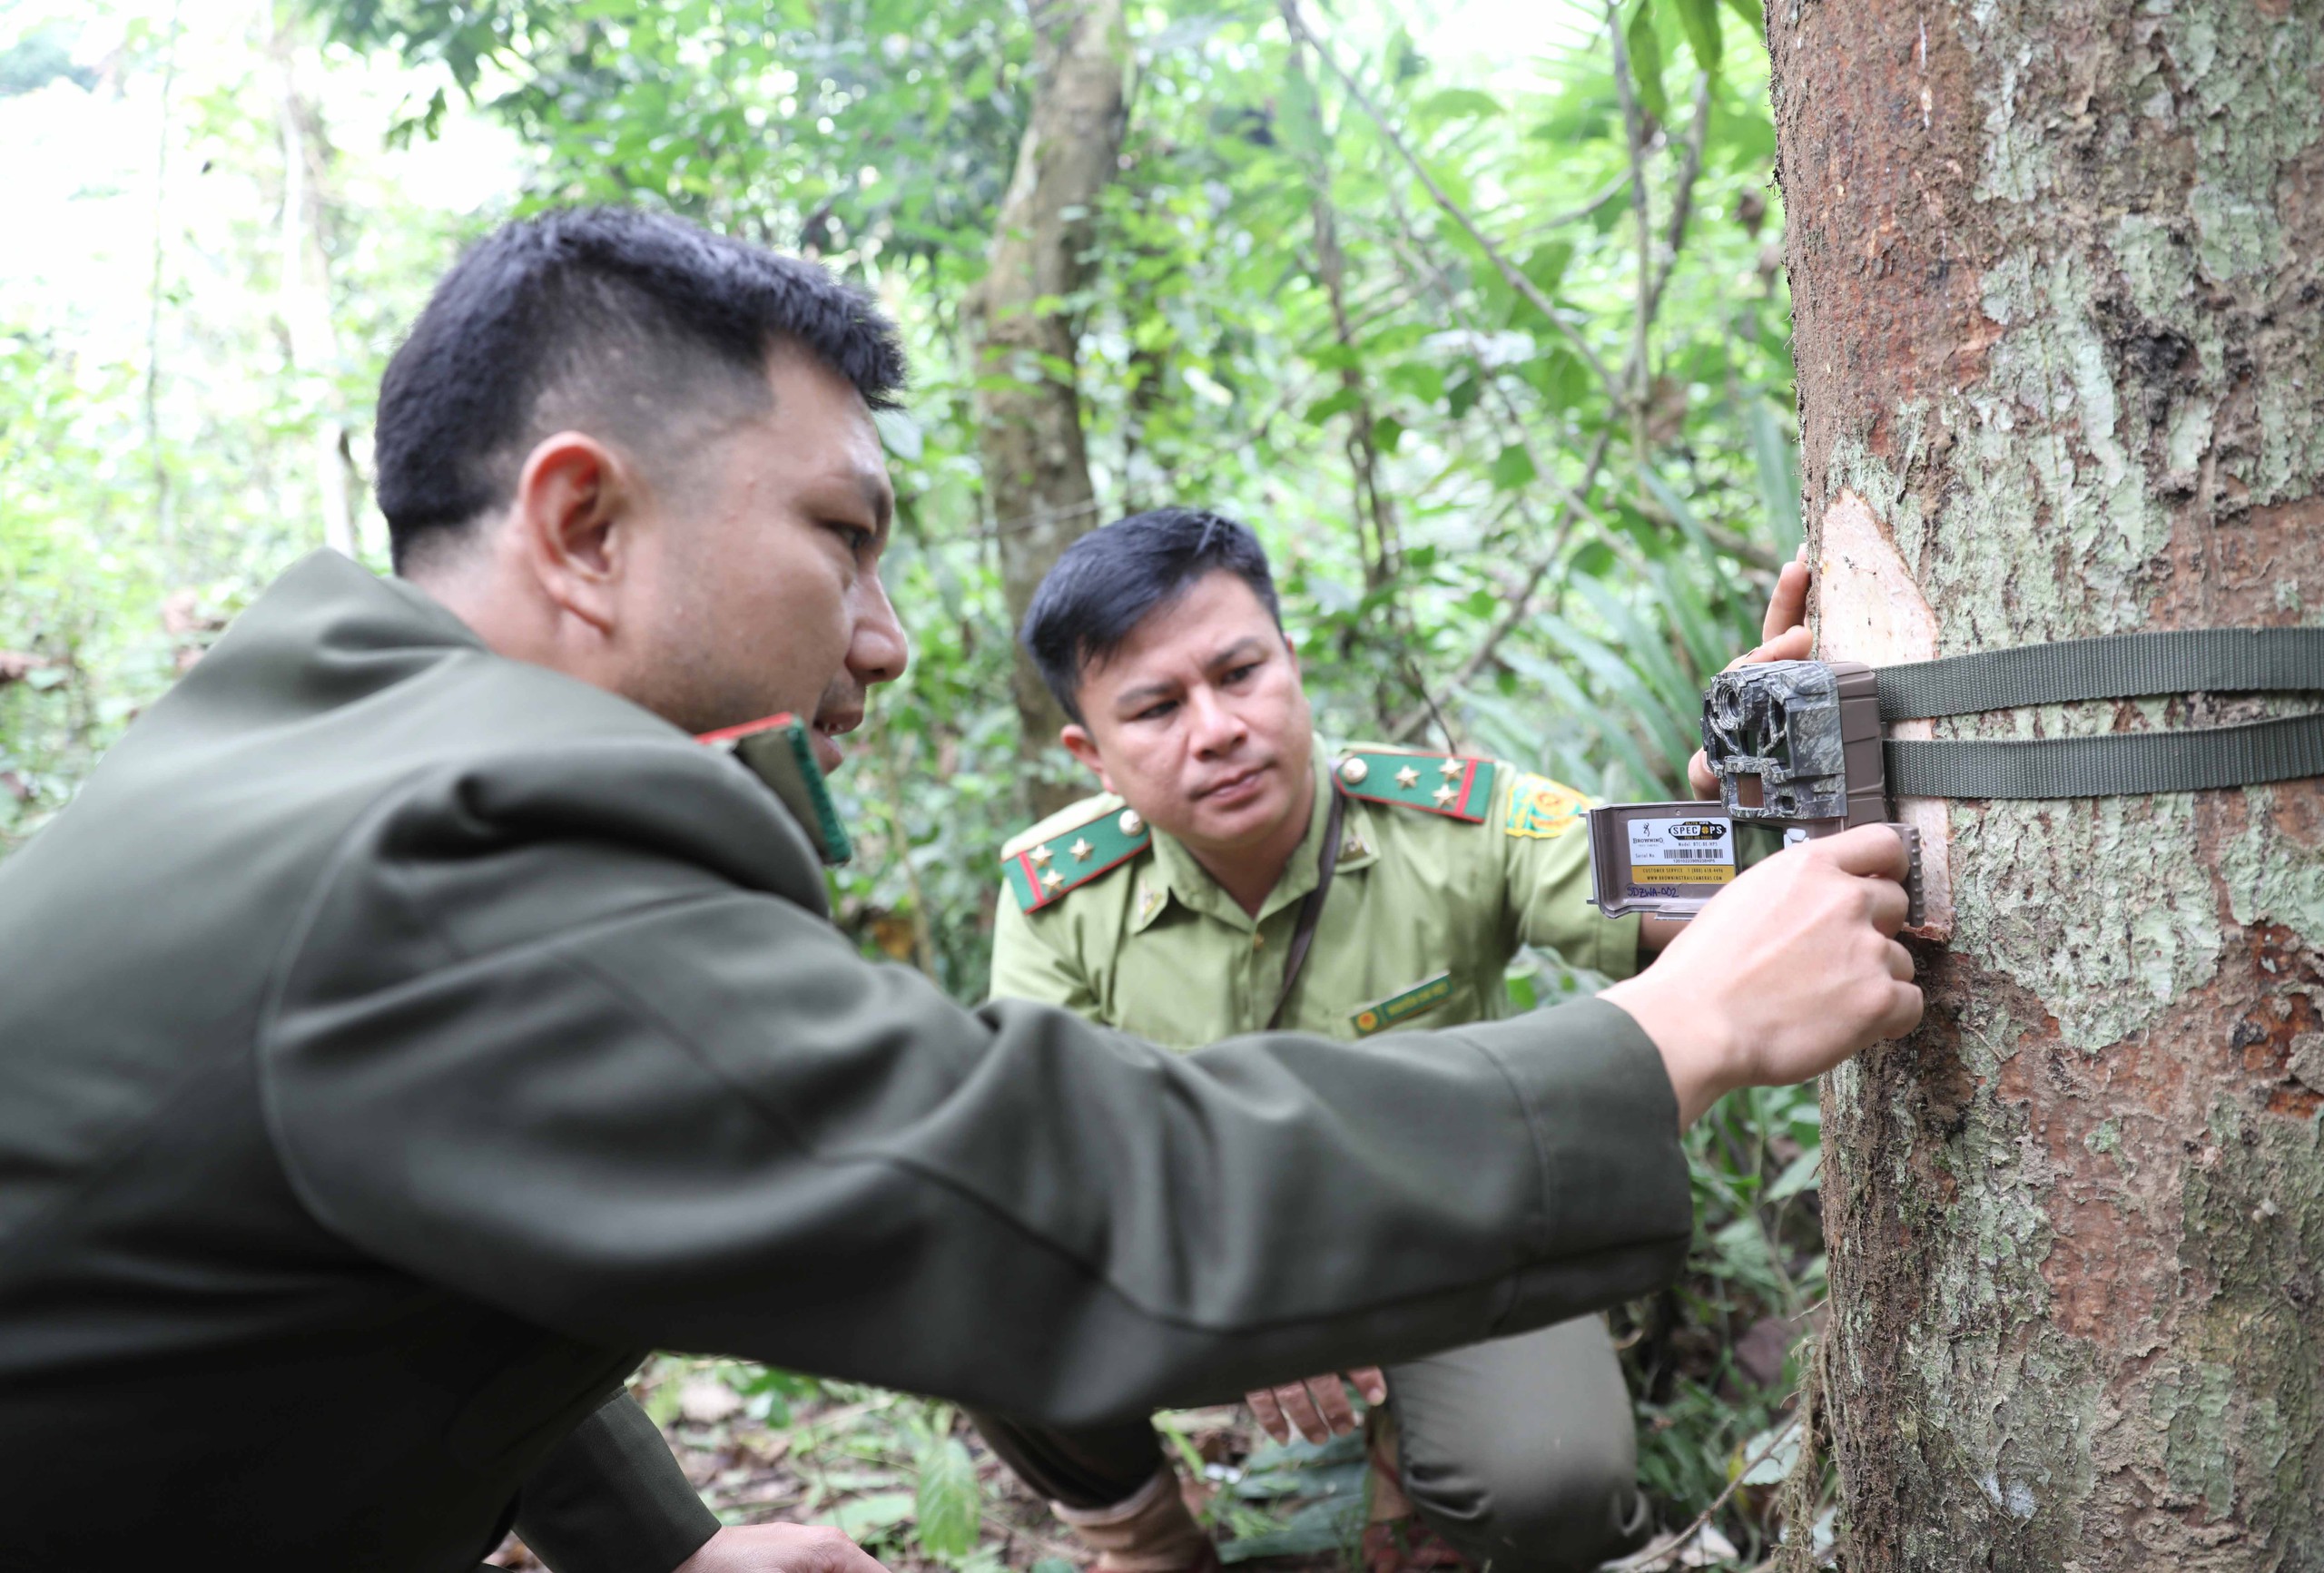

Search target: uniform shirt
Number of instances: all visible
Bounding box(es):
[0,552,1689,1569]
[991,743,1640,1046]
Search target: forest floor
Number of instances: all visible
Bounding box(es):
[490,1356,1359,1573]
[491,1355,1758,1573]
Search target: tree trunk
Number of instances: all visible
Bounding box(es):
[1770,1,2324,1566]
[971,0,1128,816]
[270,9,359,559]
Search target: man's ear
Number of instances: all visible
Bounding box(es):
[510,431,634,636]
[1281,626,1303,682]
[1059,723,1117,795]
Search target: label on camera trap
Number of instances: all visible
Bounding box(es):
[1625,816,1735,890]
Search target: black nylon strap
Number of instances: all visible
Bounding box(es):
[1876,627,2324,722]
[1267,784,1347,1031]
[1886,713,2324,800]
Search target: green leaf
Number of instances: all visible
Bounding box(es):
[874,408,924,462]
[1736,1420,1801,1485]
[1520,241,1574,296]
[1767,1149,1821,1203]
[1278,55,1328,157]
[1419,87,1503,122]
[1672,0,1723,78]
[830,1492,918,1543]
[915,1435,980,1558]
[1747,400,1803,557]
[1490,444,1537,491]
[1625,3,1670,124]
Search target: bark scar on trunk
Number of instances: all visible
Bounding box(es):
[1816,487,1954,939]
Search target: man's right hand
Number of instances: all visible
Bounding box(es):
[1600,824,1921,1127]
[675,1523,891,1573]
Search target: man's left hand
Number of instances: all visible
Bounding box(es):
[675,1523,893,1573]
[1246,1369,1387,1445]
[1687,553,1810,799]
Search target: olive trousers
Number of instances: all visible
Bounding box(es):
[970,1316,1650,1573]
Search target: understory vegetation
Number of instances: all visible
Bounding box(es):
[1,0,1829,1562]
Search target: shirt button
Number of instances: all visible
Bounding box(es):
[1252,931,1265,949]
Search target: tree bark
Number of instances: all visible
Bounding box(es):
[1770,1,2324,1566]
[971,0,1128,815]
[270,9,359,559]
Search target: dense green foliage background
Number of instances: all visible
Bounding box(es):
[0,0,1827,1560]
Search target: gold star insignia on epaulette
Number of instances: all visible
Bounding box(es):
[1004,800,1157,913]
[1334,748,1496,823]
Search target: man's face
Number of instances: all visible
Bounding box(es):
[623,350,908,771]
[1063,571,1315,859]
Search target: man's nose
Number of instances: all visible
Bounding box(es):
[848,572,910,687]
[1186,686,1246,755]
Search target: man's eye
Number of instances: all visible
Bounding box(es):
[1134,700,1178,723]
[1223,664,1259,685]
[828,522,874,555]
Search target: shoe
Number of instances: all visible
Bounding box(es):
[1052,1466,1220,1573]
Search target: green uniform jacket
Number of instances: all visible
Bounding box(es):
[0,554,1689,1570]
[991,745,1640,1044]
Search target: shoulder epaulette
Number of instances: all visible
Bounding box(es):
[1332,748,1497,824]
[1002,800,1154,913]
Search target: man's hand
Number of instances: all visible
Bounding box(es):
[1601,824,1920,1126]
[1688,554,1811,799]
[675,1523,891,1573]
[1246,1368,1387,1445]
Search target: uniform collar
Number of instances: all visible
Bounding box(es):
[1132,742,1377,934]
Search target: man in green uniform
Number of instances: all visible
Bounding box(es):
[976,510,1813,1573]
[0,210,1918,1571]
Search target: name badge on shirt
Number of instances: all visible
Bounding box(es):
[1350,971,1454,1037]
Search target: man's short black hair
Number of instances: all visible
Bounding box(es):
[1020,507,1282,725]
[374,206,906,571]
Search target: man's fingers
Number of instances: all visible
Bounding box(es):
[1763,558,1809,643]
[1886,938,1915,981]
[1349,1368,1388,1405]
[1247,1388,1290,1444]
[1812,824,1912,881]
[1758,624,1812,664]
[1878,979,1925,1040]
[1305,1377,1359,1437]
[1274,1382,1332,1443]
[1688,748,1718,799]
[1864,871,1911,936]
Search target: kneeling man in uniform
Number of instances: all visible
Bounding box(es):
[975,507,1739,1573]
